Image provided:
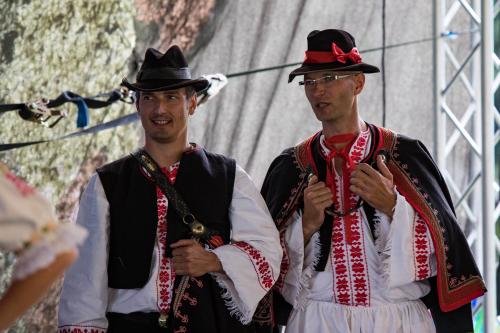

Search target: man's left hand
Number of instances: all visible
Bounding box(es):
[349,154,396,218]
[171,239,223,277]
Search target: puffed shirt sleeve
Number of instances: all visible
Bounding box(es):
[374,190,437,300]
[0,165,87,282]
[275,211,321,308]
[210,165,282,324]
[58,174,109,333]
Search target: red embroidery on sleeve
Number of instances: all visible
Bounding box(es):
[232,242,274,291]
[4,171,35,196]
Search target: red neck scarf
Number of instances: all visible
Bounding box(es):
[323,133,357,185]
[323,133,358,244]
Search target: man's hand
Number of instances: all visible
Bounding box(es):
[171,239,223,277]
[349,155,396,218]
[302,175,333,243]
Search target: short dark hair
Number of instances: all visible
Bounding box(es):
[134,86,196,105]
[135,87,195,98]
[184,86,196,98]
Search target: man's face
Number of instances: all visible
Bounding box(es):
[302,71,364,123]
[137,87,196,144]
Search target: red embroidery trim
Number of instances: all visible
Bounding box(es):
[275,231,289,292]
[378,125,485,311]
[207,235,224,249]
[156,188,175,314]
[414,213,432,281]
[305,132,321,176]
[4,171,35,196]
[58,326,105,333]
[173,277,202,331]
[232,242,275,291]
[327,130,371,306]
[156,163,179,315]
[331,175,353,305]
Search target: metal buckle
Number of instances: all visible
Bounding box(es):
[182,214,195,225]
[190,221,206,237]
[182,214,206,238]
[119,87,136,104]
[21,98,67,128]
[140,154,157,172]
[158,312,168,328]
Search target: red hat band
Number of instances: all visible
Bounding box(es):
[304,42,362,65]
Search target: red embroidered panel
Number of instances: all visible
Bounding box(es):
[155,163,179,314]
[325,130,371,306]
[156,187,175,314]
[413,213,432,281]
[275,231,289,292]
[232,241,275,291]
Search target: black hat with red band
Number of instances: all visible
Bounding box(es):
[288,29,380,83]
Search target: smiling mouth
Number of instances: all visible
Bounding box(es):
[152,119,172,125]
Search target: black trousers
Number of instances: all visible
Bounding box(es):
[107,312,169,333]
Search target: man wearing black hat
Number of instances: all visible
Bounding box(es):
[58,45,282,333]
[260,29,485,333]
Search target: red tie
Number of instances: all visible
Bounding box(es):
[323,133,357,244]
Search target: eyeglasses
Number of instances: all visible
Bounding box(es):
[298,74,358,87]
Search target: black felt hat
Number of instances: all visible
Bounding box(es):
[288,29,380,82]
[122,45,209,92]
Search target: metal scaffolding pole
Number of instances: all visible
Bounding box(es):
[433,0,498,331]
[433,0,446,169]
[481,1,496,332]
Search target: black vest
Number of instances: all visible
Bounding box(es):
[97,147,236,289]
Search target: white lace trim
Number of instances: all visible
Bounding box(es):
[13,223,87,281]
[373,210,391,254]
[296,232,321,310]
[209,272,253,324]
[373,210,392,281]
[307,232,322,272]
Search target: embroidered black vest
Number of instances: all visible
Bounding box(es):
[97,147,236,289]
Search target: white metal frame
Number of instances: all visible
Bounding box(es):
[433,1,499,332]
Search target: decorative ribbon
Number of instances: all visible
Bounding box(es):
[74,98,89,128]
[304,42,362,65]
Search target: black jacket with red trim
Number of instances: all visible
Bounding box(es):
[257,123,485,333]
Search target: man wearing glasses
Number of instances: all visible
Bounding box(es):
[260,29,485,333]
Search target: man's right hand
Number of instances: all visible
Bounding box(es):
[302,175,333,243]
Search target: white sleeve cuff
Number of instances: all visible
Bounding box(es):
[12,223,87,281]
[210,242,274,324]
